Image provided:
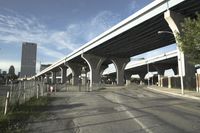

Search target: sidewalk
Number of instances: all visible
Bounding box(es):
[147,85,200,101]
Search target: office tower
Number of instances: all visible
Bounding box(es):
[20,42,37,78]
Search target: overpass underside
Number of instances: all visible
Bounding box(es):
[36,0,200,91]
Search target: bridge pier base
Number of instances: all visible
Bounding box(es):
[81,54,106,91]
[66,63,82,86]
[125,72,132,86]
[45,73,50,84]
[172,67,178,75]
[139,73,146,85]
[51,71,56,84]
[112,58,130,86]
[60,66,67,84]
[164,10,196,89]
[157,69,165,87]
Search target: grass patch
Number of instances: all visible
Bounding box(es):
[0,96,51,133]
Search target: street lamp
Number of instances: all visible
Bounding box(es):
[147,61,150,86]
[157,31,174,35]
[158,30,184,94]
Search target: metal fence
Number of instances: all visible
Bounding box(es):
[0,80,45,115]
[196,73,200,92]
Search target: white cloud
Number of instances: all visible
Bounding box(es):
[0,9,121,73]
[0,9,120,58]
[0,10,79,60]
[38,46,65,59]
[86,11,120,40]
[0,60,20,74]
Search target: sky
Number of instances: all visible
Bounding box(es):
[0,0,176,74]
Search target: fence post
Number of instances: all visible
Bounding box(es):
[9,81,13,103]
[4,91,10,115]
[18,81,21,104]
[160,77,163,87]
[42,82,44,96]
[23,81,26,102]
[36,84,39,99]
[198,74,200,93]
[197,74,200,93]
[168,77,171,88]
[41,82,43,96]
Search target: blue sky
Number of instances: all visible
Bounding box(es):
[0,0,176,74]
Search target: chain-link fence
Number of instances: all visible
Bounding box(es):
[0,80,45,115]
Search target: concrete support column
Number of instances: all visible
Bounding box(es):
[157,69,165,87]
[37,77,41,81]
[161,77,163,87]
[164,10,196,89]
[168,77,172,88]
[51,71,56,84]
[81,67,87,86]
[45,74,50,83]
[99,65,108,77]
[66,63,82,85]
[81,54,106,89]
[125,72,132,86]
[60,66,67,84]
[40,76,44,82]
[112,58,130,86]
[172,67,178,75]
[139,73,146,85]
[99,65,109,84]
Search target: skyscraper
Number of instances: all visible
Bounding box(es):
[20,42,37,78]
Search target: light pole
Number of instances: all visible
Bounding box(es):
[147,61,150,86]
[158,30,184,94]
[157,31,174,35]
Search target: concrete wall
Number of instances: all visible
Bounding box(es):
[161,76,196,91]
[171,77,181,89]
[162,77,168,87]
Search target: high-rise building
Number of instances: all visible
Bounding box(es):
[20,42,37,78]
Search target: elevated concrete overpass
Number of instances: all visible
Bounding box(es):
[103,50,178,84]
[34,0,200,90]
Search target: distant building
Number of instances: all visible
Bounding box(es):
[2,71,7,75]
[40,64,51,72]
[20,42,37,78]
[18,72,20,77]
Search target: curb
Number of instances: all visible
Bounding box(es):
[147,86,200,101]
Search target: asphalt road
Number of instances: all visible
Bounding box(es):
[27,85,200,133]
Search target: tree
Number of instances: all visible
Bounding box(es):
[8,65,17,81]
[176,13,200,64]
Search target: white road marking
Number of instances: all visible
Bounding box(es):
[105,93,153,133]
